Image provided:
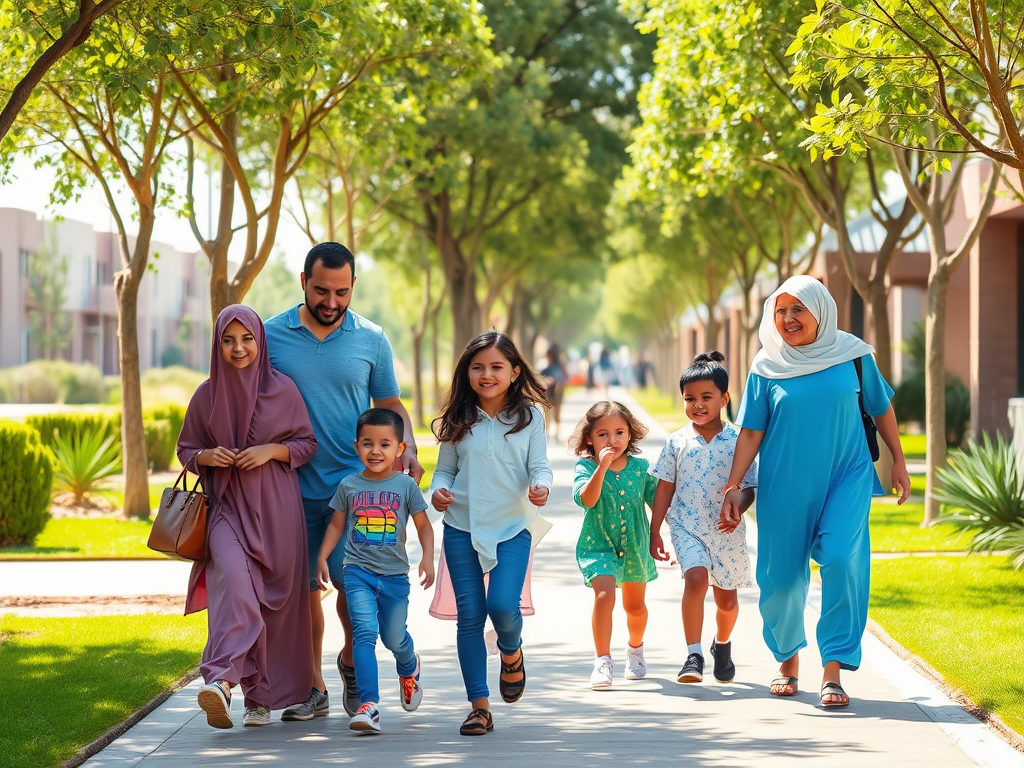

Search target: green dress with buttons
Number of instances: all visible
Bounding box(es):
[572,455,659,587]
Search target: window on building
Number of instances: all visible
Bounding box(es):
[19,249,31,278]
[152,328,158,368]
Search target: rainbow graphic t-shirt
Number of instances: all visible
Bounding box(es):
[329,472,428,575]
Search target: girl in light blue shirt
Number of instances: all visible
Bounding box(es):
[429,332,553,737]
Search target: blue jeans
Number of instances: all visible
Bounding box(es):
[304,497,346,592]
[442,523,532,701]
[343,564,417,704]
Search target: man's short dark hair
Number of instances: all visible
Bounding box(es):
[304,242,355,279]
[356,408,404,442]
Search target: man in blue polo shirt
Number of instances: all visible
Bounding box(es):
[266,242,423,722]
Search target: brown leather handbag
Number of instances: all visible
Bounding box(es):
[148,467,208,561]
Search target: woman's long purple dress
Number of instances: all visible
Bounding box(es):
[177,305,317,709]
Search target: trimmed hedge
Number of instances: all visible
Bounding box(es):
[144,419,173,472]
[25,405,184,472]
[0,360,108,404]
[25,412,120,451]
[0,421,54,547]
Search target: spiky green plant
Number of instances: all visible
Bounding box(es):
[49,426,122,504]
[934,433,1024,568]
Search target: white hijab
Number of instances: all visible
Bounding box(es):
[749,275,874,380]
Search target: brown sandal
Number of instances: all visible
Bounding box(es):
[769,676,798,696]
[459,707,493,736]
[499,647,526,703]
[820,681,850,708]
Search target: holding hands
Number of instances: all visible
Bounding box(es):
[718,487,743,534]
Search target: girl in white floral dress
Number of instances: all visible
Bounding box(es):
[649,352,757,686]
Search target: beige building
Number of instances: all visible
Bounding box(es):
[657,164,1022,442]
[0,207,212,374]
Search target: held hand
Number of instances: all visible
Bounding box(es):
[199,446,237,467]
[528,485,550,507]
[316,560,331,591]
[234,444,277,471]
[396,448,425,483]
[718,489,742,533]
[892,460,912,505]
[650,531,670,562]
[597,445,617,469]
[432,488,454,512]
[419,559,435,589]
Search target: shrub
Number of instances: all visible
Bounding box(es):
[144,418,173,472]
[143,403,186,447]
[0,361,108,404]
[26,412,120,451]
[0,421,54,547]
[50,424,122,504]
[893,322,971,447]
[935,433,1024,569]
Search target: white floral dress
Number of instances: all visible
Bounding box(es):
[649,423,757,589]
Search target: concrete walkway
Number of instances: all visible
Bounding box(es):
[8,387,1019,767]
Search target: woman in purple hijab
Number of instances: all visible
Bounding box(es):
[177,305,318,729]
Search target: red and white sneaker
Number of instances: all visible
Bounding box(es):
[349,702,381,734]
[400,654,423,712]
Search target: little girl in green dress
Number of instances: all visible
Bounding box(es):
[570,401,658,690]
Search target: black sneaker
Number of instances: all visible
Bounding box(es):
[677,653,704,683]
[338,653,359,717]
[710,640,735,683]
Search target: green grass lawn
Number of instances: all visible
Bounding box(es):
[900,433,927,460]
[0,517,162,560]
[869,500,970,553]
[870,555,1024,734]
[0,613,206,768]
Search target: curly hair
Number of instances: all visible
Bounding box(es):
[432,332,550,445]
[568,400,648,458]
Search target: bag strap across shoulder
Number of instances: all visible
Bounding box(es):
[853,356,867,414]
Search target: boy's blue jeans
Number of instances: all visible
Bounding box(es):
[342,564,417,705]
[442,523,532,701]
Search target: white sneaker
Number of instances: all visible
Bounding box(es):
[399,654,423,712]
[197,680,233,729]
[590,655,614,689]
[625,644,647,680]
[243,704,270,727]
[349,702,381,734]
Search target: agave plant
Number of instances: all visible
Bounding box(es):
[934,433,1024,568]
[49,425,122,504]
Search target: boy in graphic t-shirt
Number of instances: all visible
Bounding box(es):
[317,408,435,735]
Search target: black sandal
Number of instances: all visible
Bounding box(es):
[459,707,493,736]
[820,681,850,708]
[499,647,527,703]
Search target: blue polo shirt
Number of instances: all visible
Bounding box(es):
[266,305,401,500]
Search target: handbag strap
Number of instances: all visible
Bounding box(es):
[173,466,205,494]
[853,357,870,421]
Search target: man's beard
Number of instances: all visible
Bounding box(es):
[305,297,347,327]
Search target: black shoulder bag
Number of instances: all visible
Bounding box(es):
[854,357,880,462]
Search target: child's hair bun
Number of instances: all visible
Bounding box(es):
[693,350,726,365]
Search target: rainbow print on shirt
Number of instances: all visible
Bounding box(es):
[350,490,400,547]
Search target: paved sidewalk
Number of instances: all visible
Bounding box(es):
[20,387,1020,767]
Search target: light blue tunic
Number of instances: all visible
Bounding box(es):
[737,355,894,670]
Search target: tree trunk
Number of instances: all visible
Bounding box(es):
[923,266,951,525]
[114,214,154,520]
[411,323,425,429]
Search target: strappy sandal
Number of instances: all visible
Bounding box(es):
[769,676,798,696]
[459,707,493,736]
[499,647,526,703]
[820,681,850,708]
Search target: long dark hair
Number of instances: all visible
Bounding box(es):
[432,332,550,444]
